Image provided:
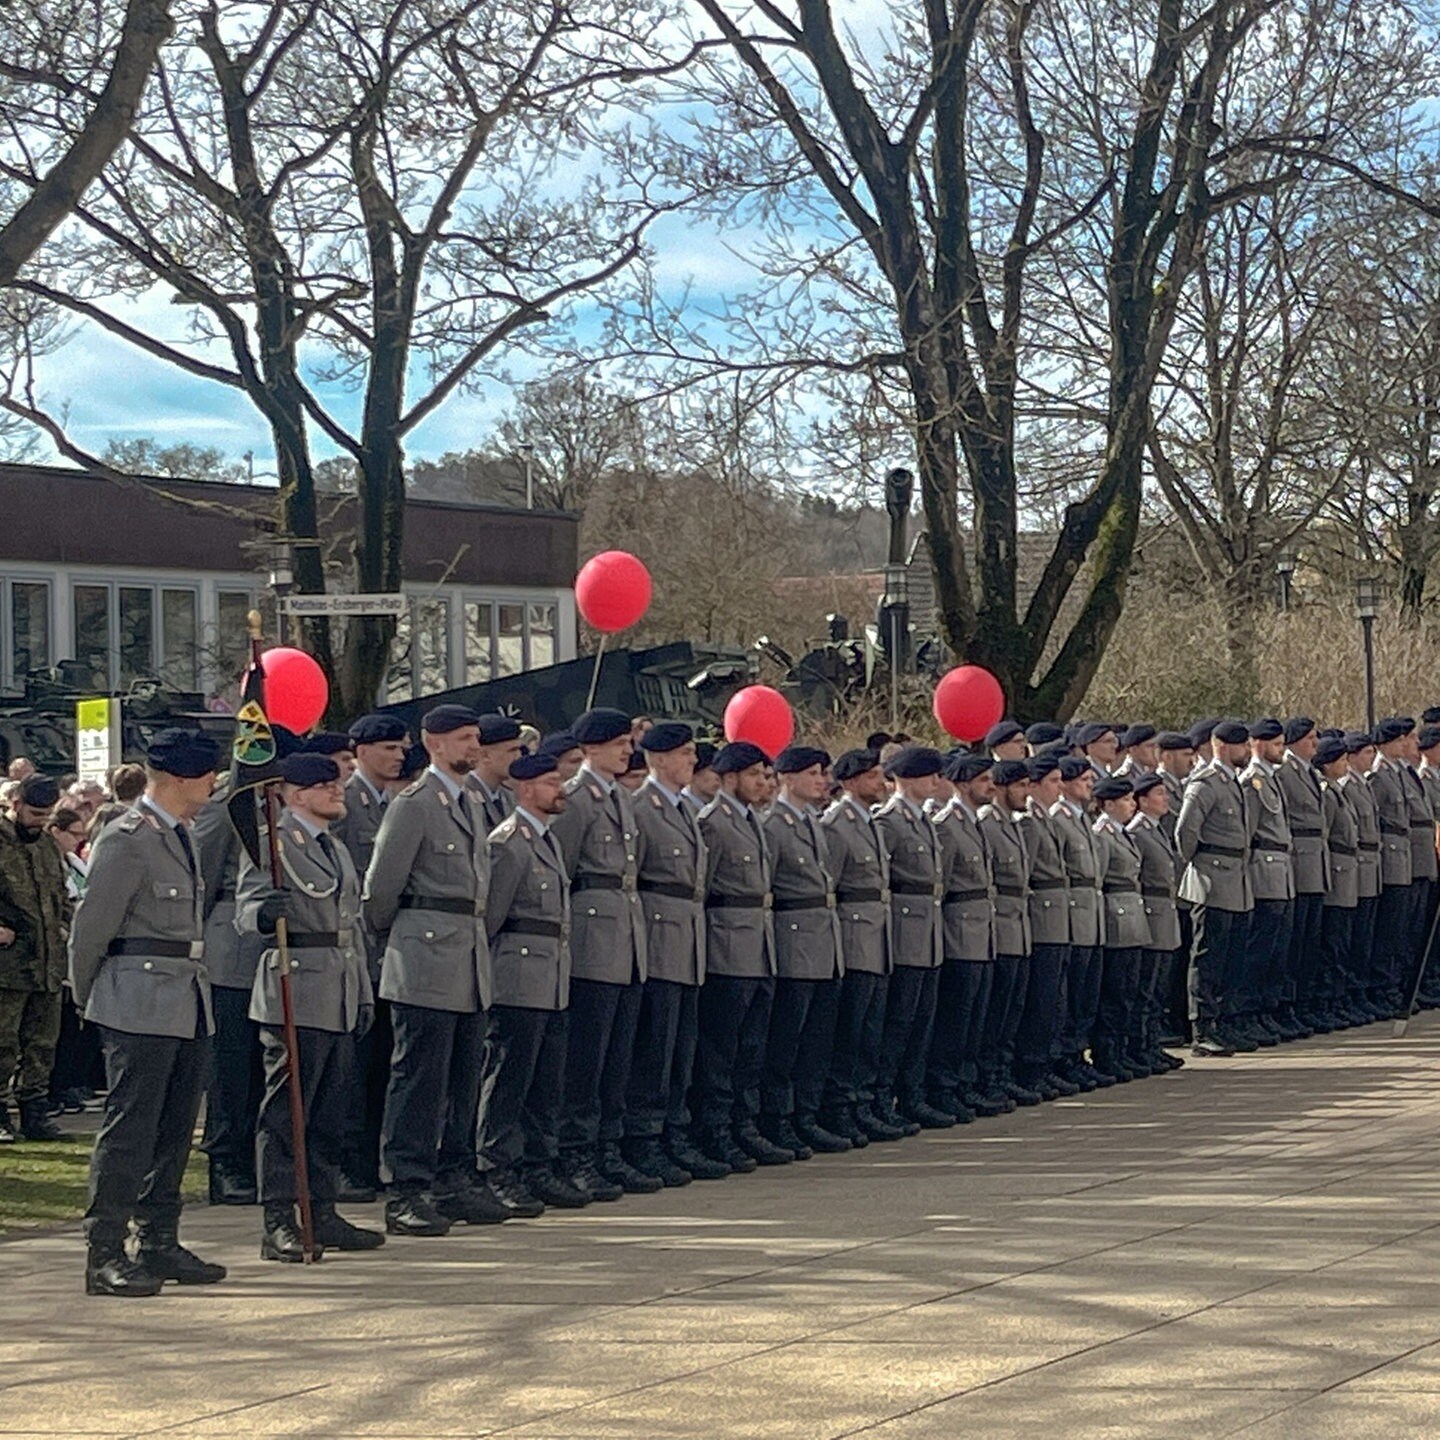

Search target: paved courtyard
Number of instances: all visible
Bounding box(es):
[7,1019,1440,1438]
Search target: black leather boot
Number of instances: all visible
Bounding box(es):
[137,1229,227,1284]
[261,1203,326,1261]
[85,1245,163,1298]
[312,1201,385,1250]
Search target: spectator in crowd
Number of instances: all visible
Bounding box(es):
[46,807,98,1116]
[47,808,89,902]
[87,802,126,837]
[109,764,147,805]
[8,756,35,783]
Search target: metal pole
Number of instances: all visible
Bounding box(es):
[1362,615,1376,731]
[585,632,608,710]
[889,606,900,730]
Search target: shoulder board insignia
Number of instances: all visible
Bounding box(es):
[1251,777,1263,790]
[119,810,147,833]
[289,827,306,846]
[400,779,427,798]
[519,824,532,841]
[650,792,663,808]
[588,784,603,801]
[783,812,795,826]
[493,814,519,839]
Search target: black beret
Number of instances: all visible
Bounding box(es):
[1248,718,1283,741]
[1344,730,1376,754]
[1157,732,1193,752]
[400,744,428,779]
[1026,755,1059,782]
[1119,723,1156,749]
[1132,772,1164,796]
[1032,740,1071,760]
[984,720,1025,748]
[713,740,770,774]
[1093,775,1134,801]
[884,745,944,779]
[348,713,409,745]
[693,741,718,771]
[476,713,523,745]
[17,774,59,807]
[1025,722,1065,746]
[626,748,648,771]
[421,703,479,735]
[301,731,354,756]
[1075,722,1115,748]
[510,751,558,781]
[1188,717,1219,747]
[1313,736,1348,768]
[991,759,1031,787]
[1283,716,1316,745]
[947,752,994,783]
[1374,717,1410,744]
[280,753,339,787]
[639,722,694,753]
[1213,720,1251,745]
[1058,755,1092,781]
[538,730,581,757]
[1423,707,1440,726]
[147,727,222,778]
[1317,727,1345,740]
[775,745,830,774]
[1419,725,1440,752]
[833,748,881,782]
[572,707,631,745]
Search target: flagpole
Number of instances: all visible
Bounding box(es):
[248,610,317,1262]
[585,633,608,710]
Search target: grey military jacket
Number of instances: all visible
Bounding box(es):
[1128,813,1180,952]
[821,795,891,975]
[69,801,214,1040]
[1020,801,1070,947]
[1158,769,1187,845]
[633,777,707,986]
[466,774,515,835]
[1422,762,1440,825]
[978,805,1032,958]
[1343,773,1382,900]
[333,771,390,982]
[237,809,372,1033]
[876,795,944,969]
[485,810,571,1010]
[363,769,492,1013]
[1176,763,1254,913]
[194,787,260,991]
[933,800,992,963]
[699,790,776,978]
[764,798,842,980]
[1277,751,1330,895]
[1095,816,1151,950]
[1403,765,1438,882]
[1321,782,1359,910]
[548,765,646,985]
[1050,800,1105,948]
[1368,757,1413,887]
[1241,759,1296,903]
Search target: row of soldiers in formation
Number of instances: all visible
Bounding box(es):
[67,702,1440,1295]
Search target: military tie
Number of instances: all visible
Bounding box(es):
[174,822,198,882]
[316,829,340,875]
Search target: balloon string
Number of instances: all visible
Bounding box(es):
[586,633,608,709]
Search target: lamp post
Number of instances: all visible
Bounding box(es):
[1275,548,1296,613]
[1356,575,1380,730]
[883,564,908,730]
[518,441,534,510]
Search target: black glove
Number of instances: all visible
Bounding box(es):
[355,1002,375,1040]
[256,888,294,936]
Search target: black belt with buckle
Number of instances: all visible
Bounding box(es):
[891,881,938,896]
[837,887,883,904]
[706,894,768,909]
[499,919,563,940]
[106,938,199,959]
[286,931,341,948]
[1031,878,1067,890]
[1197,843,1245,859]
[995,884,1025,898]
[398,895,478,916]
[639,880,696,901]
[574,874,624,891]
[1103,884,1140,895]
[944,887,988,904]
[773,896,834,913]
[1358,841,1381,851]
[1141,885,1172,899]
[1291,827,1322,838]
[1329,843,1357,857]
[1250,838,1289,853]
[1380,821,1409,837]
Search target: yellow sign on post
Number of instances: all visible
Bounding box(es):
[76,698,121,788]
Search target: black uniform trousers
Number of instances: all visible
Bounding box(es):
[927,959,991,1099]
[200,983,263,1182]
[1094,947,1142,1059]
[1188,904,1246,1033]
[255,1025,349,1204]
[1016,943,1068,1079]
[1350,893,1379,1000]
[822,969,887,1117]
[1287,892,1324,1011]
[1374,883,1413,996]
[382,1002,485,1194]
[977,954,1024,1082]
[761,976,841,1122]
[1137,950,1169,1049]
[559,977,641,1155]
[48,986,102,1101]
[693,973,773,1135]
[1409,876,1439,996]
[875,964,940,1112]
[1318,905,1355,1006]
[478,1004,568,1174]
[85,1023,210,1251]
[1060,945,1103,1060]
[343,996,391,1187]
[626,977,689,1140]
[1243,899,1293,1019]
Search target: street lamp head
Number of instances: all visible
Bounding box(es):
[1275,548,1296,577]
[884,467,913,521]
[1355,575,1381,620]
[267,535,294,593]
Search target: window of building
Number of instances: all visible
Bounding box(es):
[118,586,154,683]
[160,588,199,689]
[528,602,556,668]
[71,579,205,692]
[464,600,493,684]
[73,584,110,690]
[496,602,525,677]
[10,580,49,682]
[215,591,254,692]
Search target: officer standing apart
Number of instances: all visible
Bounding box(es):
[0,774,70,1142]
[236,753,383,1261]
[69,729,226,1297]
[363,704,499,1237]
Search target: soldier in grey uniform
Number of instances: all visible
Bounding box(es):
[683,741,721,813]
[549,707,653,1200]
[538,730,584,782]
[1238,720,1293,1048]
[333,712,410,1196]
[760,745,846,1157]
[477,751,578,1213]
[1416,724,1440,1005]
[1078,723,1120,781]
[466,713,523,832]
[985,720,1027,760]
[1187,718,1221,775]
[1176,719,1254,1056]
[1091,775,1151,1078]
[1344,731,1385,1020]
[874,746,950,1129]
[927,752,996,1120]
[1278,718,1329,1034]
[236,753,383,1260]
[1052,755,1109,1091]
[1313,737,1361,1023]
[976,759,1037,1106]
[1128,773,1184,1072]
[69,729,226,1298]
[819,748,895,1142]
[1156,734,1196,842]
[1400,720,1439,1007]
[624,724,725,1183]
[1367,717,1415,1014]
[364,704,503,1237]
[693,740,781,1171]
[1116,725,1159,781]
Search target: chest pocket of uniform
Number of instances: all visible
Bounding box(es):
[151,879,195,904]
[428,835,469,863]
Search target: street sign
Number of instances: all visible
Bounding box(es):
[76,697,121,787]
[282,593,408,617]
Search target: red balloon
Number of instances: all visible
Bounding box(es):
[723,685,794,758]
[933,665,1005,742]
[576,550,652,633]
[262,647,330,733]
